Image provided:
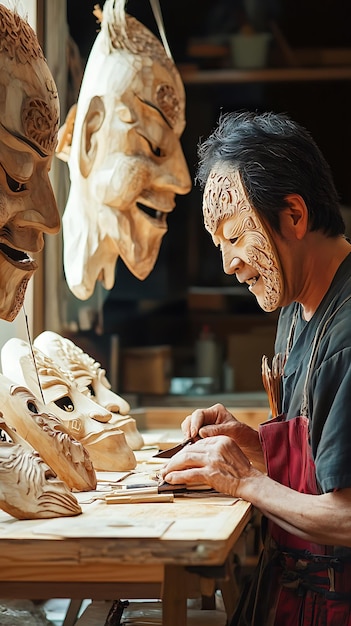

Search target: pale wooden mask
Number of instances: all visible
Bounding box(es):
[0,373,97,491]
[34,330,144,450]
[1,338,137,471]
[0,415,81,520]
[58,0,191,299]
[0,4,60,320]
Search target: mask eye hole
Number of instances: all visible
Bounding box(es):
[0,429,11,443]
[87,384,95,397]
[143,137,164,158]
[150,144,162,157]
[4,169,27,192]
[54,396,74,412]
[27,400,39,414]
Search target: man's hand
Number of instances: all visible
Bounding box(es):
[182,403,265,471]
[160,435,260,498]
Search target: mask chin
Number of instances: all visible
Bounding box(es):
[260,274,284,312]
[0,264,33,321]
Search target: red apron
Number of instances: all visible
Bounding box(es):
[230,414,351,626]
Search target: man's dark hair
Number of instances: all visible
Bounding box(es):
[196,110,344,236]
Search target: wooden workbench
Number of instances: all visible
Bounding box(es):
[0,410,262,625]
[0,489,251,625]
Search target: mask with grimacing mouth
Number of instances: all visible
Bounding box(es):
[58,0,191,300]
[0,4,60,321]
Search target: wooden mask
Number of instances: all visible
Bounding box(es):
[34,330,145,450]
[1,337,137,472]
[0,4,60,320]
[58,0,191,299]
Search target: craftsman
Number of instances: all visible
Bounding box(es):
[160,110,351,624]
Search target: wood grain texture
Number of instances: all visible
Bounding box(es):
[0,498,251,581]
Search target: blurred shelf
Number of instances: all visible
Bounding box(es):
[188,286,250,297]
[180,66,351,85]
[133,391,269,408]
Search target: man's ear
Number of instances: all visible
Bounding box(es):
[79,96,105,178]
[281,194,309,240]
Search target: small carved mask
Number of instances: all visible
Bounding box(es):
[34,330,131,415]
[0,416,81,519]
[1,338,115,439]
[0,373,97,491]
[1,337,137,471]
[34,330,145,452]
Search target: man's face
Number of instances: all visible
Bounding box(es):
[0,8,60,321]
[63,37,191,300]
[203,167,284,312]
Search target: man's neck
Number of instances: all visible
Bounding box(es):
[300,235,351,321]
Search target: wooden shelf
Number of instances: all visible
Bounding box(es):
[180,66,351,85]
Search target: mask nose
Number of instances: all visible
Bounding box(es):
[230,257,243,272]
[20,172,60,234]
[171,149,192,194]
[88,408,113,423]
[223,251,243,275]
[32,175,61,234]
[104,401,125,414]
[154,144,192,195]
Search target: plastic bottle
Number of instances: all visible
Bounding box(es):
[195,325,220,389]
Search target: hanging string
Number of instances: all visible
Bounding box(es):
[22,304,45,404]
[300,294,351,418]
[149,0,173,60]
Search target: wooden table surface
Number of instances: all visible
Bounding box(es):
[0,436,253,625]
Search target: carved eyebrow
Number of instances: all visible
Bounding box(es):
[9,385,36,397]
[137,96,172,129]
[0,123,47,158]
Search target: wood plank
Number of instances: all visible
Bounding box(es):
[0,507,251,572]
[0,499,251,583]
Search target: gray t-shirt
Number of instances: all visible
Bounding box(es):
[275,252,351,494]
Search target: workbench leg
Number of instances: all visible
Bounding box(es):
[62,599,82,626]
[162,565,187,626]
[218,554,241,622]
